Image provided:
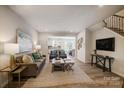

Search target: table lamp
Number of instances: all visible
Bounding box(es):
[34,45,41,52]
[3,43,19,69]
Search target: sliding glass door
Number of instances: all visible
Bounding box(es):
[48,36,76,57]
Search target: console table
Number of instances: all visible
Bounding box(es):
[0,66,27,88]
[0,66,19,87]
[91,54,114,72]
[12,66,27,87]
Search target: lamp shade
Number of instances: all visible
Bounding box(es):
[35,45,41,50]
[4,43,19,54]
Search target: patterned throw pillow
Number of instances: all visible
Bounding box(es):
[39,51,42,56]
[38,52,43,59]
[32,52,42,60]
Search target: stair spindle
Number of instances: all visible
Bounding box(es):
[103,14,124,36]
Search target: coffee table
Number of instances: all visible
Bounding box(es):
[52,58,65,72]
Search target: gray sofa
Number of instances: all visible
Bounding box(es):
[15,52,46,77]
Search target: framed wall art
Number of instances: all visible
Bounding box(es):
[17,29,33,52]
[77,37,83,50]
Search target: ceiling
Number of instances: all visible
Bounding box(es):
[9,5,124,33]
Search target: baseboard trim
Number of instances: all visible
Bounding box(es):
[76,58,85,63]
[76,58,91,64]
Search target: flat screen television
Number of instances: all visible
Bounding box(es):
[96,37,115,51]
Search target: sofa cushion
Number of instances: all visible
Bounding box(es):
[15,56,23,63]
[34,59,44,62]
[22,55,34,64]
[36,62,42,69]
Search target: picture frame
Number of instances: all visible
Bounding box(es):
[16,29,33,52]
[77,37,83,50]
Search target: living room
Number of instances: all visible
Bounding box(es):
[1,4,124,89]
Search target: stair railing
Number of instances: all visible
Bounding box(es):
[103,15,124,33]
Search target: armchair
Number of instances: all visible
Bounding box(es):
[49,50,57,60]
[59,50,67,59]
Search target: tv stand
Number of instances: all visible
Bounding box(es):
[91,54,114,72]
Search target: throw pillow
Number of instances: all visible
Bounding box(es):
[39,51,42,56]
[38,52,43,59]
[32,52,42,60]
[22,55,34,64]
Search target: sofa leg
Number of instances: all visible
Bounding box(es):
[33,76,36,78]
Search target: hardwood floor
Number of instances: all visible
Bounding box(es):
[76,61,123,88]
[7,59,123,88]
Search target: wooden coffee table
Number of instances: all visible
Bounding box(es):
[52,59,65,72]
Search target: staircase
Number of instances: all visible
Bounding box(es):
[103,15,124,36]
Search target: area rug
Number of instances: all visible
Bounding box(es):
[22,61,93,88]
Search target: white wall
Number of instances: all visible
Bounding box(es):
[76,31,86,62]
[0,6,38,87]
[0,6,38,44]
[76,29,92,63]
[91,27,124,77]
[0,54,11,87]
[85,29,92,63]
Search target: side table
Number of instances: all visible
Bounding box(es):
[0,66,18,87]
[12,66,27,87]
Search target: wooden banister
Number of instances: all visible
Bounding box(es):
[104,15,124,36]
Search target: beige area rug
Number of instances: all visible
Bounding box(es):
[22,62,93,88]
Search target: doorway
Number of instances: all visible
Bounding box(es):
[48,36,76,58]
